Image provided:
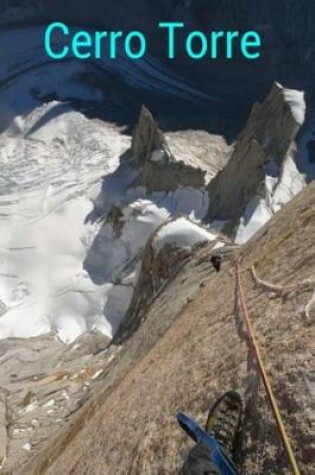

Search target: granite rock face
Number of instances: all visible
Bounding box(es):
[20,183,315,475]
[207,83,306,221]
[0,393,7,470]
[114,217,236,342]
[131,106,210,191]
[0,331,112,473]
[131,106,173,168]
[114,234,192,342]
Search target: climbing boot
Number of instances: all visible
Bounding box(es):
[205,391,243,456]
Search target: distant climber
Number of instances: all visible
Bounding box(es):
[211,255,222,272]
[177,391,243,474]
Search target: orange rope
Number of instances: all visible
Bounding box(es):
[235,263,301,475]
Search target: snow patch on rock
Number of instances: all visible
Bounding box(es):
[153,218,217,252]
[281,85,306,126]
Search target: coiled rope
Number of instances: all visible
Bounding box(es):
[235,263,301,475]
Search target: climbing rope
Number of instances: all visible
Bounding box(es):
[251,264,315,295]
[235,263,301,475]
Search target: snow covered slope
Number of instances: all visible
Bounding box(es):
[0,26,314,345]
[0,27,213,343]
[0,104,128,341]
[208,83,311,244]
[153,218,217,252]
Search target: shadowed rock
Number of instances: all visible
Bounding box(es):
[114,218,231,342]
[131,106,207,191]
[131,106,173,167]
[0,394,7,470]
[207,83,306,221]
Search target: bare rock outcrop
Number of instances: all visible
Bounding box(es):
[114,235,191,342]
[131,106,207,191]
[207,83,306,220]
[22,183,315,475]
[105,205,125,239]
[0,393,7,470]
[131,106,173,167]
[114,218,233,342]
[0,330,112,473]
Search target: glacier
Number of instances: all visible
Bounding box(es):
[0,26,314,344]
